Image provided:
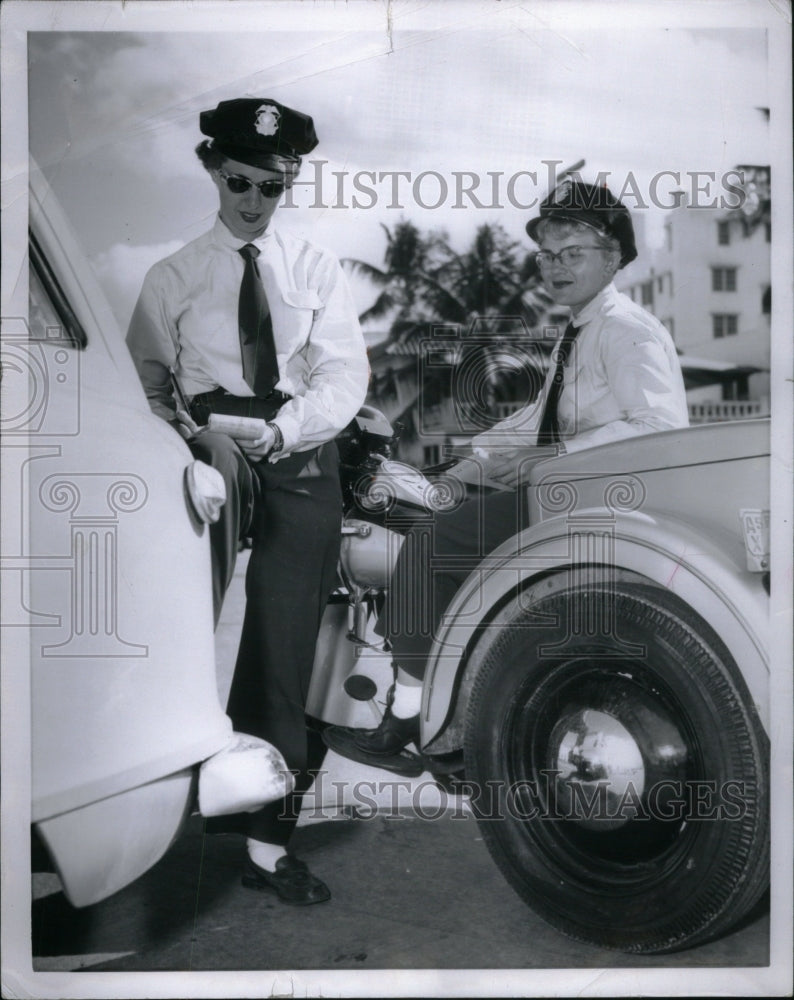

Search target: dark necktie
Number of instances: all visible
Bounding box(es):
[238,243,279,397]
[536,321,579,446]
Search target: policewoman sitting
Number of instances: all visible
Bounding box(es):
[323,179,688,774]
[126,98,368,904]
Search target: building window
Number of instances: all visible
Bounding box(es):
[657,275,664,293]
[641,281,654,307]
[664,223,672,252]
[712,314,738,338]
[717,221,731,245]
[762,286,771,315]
[711,267,737,292]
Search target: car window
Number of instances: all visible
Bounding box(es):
[29,231,87,349]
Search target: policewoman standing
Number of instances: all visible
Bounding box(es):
[127,99,369,904]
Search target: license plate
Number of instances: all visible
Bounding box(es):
[739,509,770,572]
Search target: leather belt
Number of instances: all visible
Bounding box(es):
[191,386,292,406]
[190,386,292,423]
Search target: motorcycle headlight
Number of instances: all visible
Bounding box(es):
[340,518,405,589]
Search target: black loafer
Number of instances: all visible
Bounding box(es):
[241,854,331,906]
[322,704,424,777]
[322,724,425,777]
[336,702,419,756]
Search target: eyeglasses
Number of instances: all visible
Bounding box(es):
[534,245,605,269]
[217,169,288,198]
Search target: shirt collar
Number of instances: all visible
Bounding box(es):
[570,281,618,328]
[212,213,274,252]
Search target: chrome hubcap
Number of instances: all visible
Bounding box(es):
[532,668,690,839]
[552,709,646,830]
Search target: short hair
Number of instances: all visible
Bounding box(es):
[195,139,226,172]
[535,217,621,256]
[194,138,302,180]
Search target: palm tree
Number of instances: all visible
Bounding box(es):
[346,220,554,341]
[424,222,554,331]
[343,219,445,333]
[350,220,564,450]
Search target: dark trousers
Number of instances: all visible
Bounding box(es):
[379,489,530,680]
[190,430,341,846]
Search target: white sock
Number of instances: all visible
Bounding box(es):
[247,839,287,872]
[390,679,422,719]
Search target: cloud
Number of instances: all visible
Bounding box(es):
[91,239,186,330]
[28,19,770,273]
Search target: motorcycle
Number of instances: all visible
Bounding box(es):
[307,405,473,773]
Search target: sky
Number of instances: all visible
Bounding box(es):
[22,1,774,333]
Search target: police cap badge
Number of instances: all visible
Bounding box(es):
[200,98,319,167]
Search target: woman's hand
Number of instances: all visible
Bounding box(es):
[452,445,561,488]
[174,408,205,442]
[478,452,524,488]
[236,424,278,461]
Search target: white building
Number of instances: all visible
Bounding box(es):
[617,171,771,423]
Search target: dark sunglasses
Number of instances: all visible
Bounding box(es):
[217,169,288,198]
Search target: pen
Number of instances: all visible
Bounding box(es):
[169,366,191,415]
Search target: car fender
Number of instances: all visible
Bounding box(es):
[421,508,769,752]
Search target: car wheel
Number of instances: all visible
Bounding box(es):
[463,570,769,954]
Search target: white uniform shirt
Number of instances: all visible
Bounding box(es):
[472,282,688,455]
[126,215,369,456]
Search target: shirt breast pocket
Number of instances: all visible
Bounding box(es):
[277,289,322,349]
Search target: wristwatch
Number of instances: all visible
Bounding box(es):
[266,421,284,454]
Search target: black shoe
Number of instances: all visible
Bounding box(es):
[241,854,331,906]
[322,696,423,777]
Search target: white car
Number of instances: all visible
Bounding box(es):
[2,164,290,908]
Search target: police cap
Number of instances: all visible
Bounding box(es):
[526,179,637,267]
[200,98,318,167]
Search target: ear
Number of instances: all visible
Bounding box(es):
[603,248,621,277]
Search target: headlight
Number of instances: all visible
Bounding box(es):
[340,517,404,588]
[185,460,226,524]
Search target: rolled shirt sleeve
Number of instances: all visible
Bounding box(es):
[561,320,689,454]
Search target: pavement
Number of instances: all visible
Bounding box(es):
[30,550,770,981]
